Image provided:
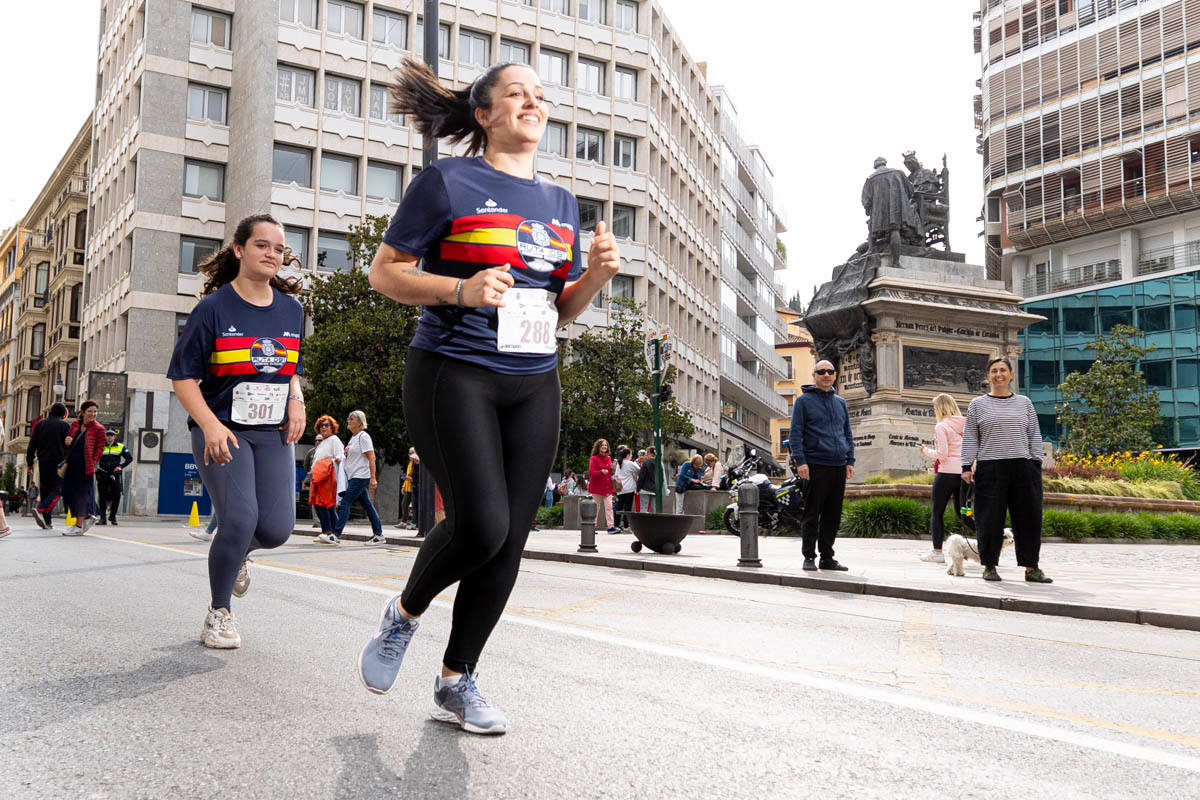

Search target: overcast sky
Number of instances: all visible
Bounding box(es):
[0,1,981,302]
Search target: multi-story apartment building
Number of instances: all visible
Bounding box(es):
[713,86,787,464]
[87,0,722,513]
[8,119,89,462]
[768,305,815,468]
[977,0,1200,448]
[0,225,28,463]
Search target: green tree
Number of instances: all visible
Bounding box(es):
[1056,323,1160,456]
[559,298,694,471]
[300,215,418,465]
[787,291,806,314]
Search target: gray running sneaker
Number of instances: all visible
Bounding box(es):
[201,607,241,649]
[359,595,419,694]
[431,672,508,735]
[61,526,84,537]
[364,534,386,545]
[188,529,215,543]
[233,558,251,598]
[33,514,49,530]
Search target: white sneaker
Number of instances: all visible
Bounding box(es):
[61,526,84,537]
[316,533,340,545]
[201,607,241,649]
[919,551,945,563]
[189,529,216,543]
[364,534,386,545]
[85,515,99,532]
[233,558,251,598]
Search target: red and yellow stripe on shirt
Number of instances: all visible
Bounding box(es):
[440,213,575,279]
[208,336,300,377]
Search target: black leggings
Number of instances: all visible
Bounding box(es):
[399,347,560,673]
[614,492,635,528]
[929,471,974,549]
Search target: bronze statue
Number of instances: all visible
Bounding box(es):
[861,157,923,260]
[903,151,951,251]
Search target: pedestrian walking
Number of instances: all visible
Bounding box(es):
[326,410,384,544]
[395,448,418,529]
[636,445,659,512]
[167,212,307,649]
[961,357,1052,583]
[543,475,555,508]
[613,445,640,530]
[308,415,345,540]
[95,428,133,525]
[356,57,620,734]
[61,401,106,536]
[918,393,974,564]
[790,359,854,571]
[26,402,70,530]
[589,438,618,533]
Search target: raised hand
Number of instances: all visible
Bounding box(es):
[587,220,621,280]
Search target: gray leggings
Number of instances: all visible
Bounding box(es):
[191,427,296,610]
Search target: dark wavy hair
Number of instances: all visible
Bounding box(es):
[198,214,303,297]
[390,59,522,157]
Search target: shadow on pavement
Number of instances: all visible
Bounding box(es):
[332,720,468,797]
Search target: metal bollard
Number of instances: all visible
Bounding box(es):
[578,496,598,553]
[737,480,762,567]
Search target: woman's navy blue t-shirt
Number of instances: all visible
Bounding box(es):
[167,283,305,430]
[383,156,583,375]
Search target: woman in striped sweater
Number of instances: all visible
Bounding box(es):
[960,357,1053,583]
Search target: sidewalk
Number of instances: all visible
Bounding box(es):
[293,524,1200,632]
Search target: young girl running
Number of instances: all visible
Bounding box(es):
[168,214,306,648]
[357,59,621,734]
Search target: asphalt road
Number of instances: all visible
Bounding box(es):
[2,522,1198,799]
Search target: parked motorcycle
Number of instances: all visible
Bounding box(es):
[722,449,806,535]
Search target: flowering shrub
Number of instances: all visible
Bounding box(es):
[1057,451,1200,500]
[1043,463,1121,481]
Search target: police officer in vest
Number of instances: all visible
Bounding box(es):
[96,428,133,525]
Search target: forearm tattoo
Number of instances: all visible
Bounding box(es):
[402,265,452,305]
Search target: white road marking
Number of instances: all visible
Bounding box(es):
[89,532,1200,773]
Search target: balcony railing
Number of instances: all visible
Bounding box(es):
[21,229,48,257]
[1135,240,1200,277]
[722,261,787,340]
[721,307,786,375]
[721,353,788,417]
[55,173,88,211]
[722,211,773,278]
[1021,259,1121,297]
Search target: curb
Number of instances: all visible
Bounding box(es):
[289,527,1200,633]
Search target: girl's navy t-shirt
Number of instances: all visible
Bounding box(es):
[383,156,583,375]
[167,283,305,430]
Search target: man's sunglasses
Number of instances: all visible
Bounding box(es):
[814,369,836,375]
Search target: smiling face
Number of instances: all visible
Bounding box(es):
[475,65,547,152]
[233,223,285,283]
[82,406,98,424]
[988,359,1013,394]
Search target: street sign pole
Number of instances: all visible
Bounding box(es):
[417,0,440,538]
[653,338,663,513]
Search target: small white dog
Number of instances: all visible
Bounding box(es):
[945,528,1015,576]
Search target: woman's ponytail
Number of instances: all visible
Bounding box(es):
[390,58,516,157]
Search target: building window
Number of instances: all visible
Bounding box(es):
[324,74,361,116]
[27,387,41,421]
[272,143,312,187]
[459,29,490,67]
[183,160,224,200]
[611,274,634,300]
[371,8,406,48]
[615,0,638,31]
[284,226,309,269]
[64,357,78,402]
[326,0,364,38]
[320,152,359,195]
[366,161,402,202]
[578,0,605,23]
[190,7,230,49]
[369,84,402,123]
[34,261,49,298]
[1142,360,1172,388]
[1178,358,1200,388]
[317,230,352,271]
[576,127,604,163]
[179,235,221,274]
[187,84,227,124]
[500,38,530,64]
[1139,305,1171,333]
[578,197,602,232]
[175,313,189,343]
[538,121,568,157]
[538,48,568,85]
[30,323,45,359]
[614,134,636,169]
[74,211,87,250]
[577,57,605,94]
[541,0,569,13]
[279,0,317,27]
[614,66,636,101]
[1029,360,1059,387]
[612,204,635,239]
[415,20,450,59]
[277,64,315,106]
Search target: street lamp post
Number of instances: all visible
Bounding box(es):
[416,0,440,538]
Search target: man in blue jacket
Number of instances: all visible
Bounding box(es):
[789,360,855,571]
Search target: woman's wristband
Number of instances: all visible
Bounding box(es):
[288,395,304,404]
[454,278,464,306]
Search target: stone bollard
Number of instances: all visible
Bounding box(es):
[578,496,598,553]
[737,480,762,568]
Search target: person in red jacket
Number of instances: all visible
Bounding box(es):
[588,438,617,533]
[61,400,106,535]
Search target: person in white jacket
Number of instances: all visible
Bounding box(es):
[309,414,345,540]
[919,393,974,563]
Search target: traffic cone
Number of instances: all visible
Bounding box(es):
[65,509,76,527]
[187,502,201,527]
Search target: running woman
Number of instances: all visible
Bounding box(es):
[168,214,306,649]
[357,59,621,734]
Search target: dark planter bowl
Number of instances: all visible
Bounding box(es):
[626,512,697,554]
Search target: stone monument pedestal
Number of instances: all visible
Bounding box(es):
[833,253,1042,478]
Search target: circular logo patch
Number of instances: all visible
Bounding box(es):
[515,220,568,273]
[250,337,288,374]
